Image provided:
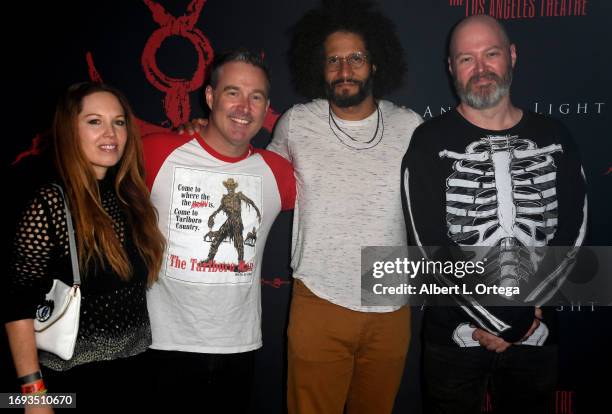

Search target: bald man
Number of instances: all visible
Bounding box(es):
[401,15,587,414]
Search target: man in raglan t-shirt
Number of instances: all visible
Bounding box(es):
[401,16,587,413]
[177,6,421,412]
[142,49,295,412]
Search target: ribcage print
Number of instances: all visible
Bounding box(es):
[439,135,563,288]
[440,135,562,247]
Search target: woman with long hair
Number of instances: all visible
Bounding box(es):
[4,82,165,411]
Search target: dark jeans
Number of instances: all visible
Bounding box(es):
[149,348,255,413]
[423,342,558,414]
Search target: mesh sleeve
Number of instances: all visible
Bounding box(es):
[4,185,68,322]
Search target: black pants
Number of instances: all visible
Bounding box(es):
[149,349,255,413]
[423,342,558,414]
[41,351,149,412]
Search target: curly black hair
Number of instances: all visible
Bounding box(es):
[288,0,406,99]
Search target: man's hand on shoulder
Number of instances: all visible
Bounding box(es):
[177,118,208,135]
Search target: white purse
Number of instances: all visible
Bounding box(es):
[33,184,81,360]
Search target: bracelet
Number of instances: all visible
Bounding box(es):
[18,370,42,385]
[21,379,47,395]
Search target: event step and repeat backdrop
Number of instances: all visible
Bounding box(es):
[5,1,610,413]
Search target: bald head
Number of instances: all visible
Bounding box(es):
[447,15,516,110]
[449,15,511,59]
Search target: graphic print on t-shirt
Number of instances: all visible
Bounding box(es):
[439,134,566,345]
[440,135,562,248]
[439,134,566,289]
[165,166,262,284]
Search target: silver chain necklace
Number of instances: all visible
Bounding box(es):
[328,102,384,150]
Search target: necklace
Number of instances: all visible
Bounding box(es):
[328,102,384,150]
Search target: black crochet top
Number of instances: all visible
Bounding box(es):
[6,179,151,371]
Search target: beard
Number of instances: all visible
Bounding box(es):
[455,64,513,110]
[324,74,373,108]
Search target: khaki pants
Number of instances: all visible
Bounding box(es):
[287,279,411,414]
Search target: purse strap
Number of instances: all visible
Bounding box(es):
[51,184,81,286]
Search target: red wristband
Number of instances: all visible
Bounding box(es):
[21,379,47,394]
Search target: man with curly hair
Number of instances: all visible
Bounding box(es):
[267,1,422,412]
